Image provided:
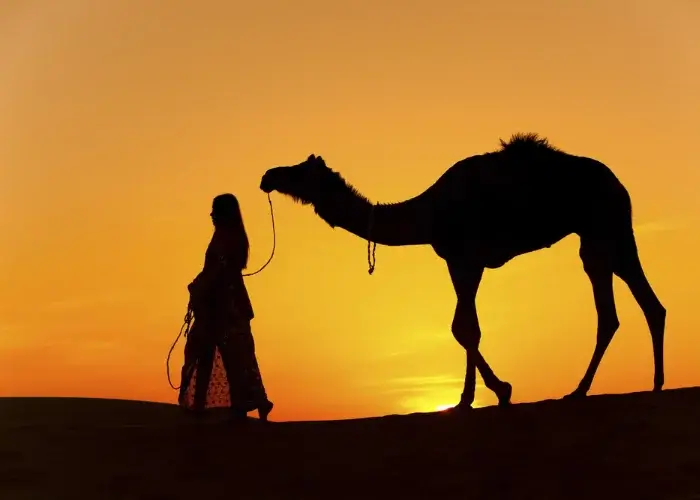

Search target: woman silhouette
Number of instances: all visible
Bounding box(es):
[178,194,273,422]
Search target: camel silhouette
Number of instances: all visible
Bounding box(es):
[259,133,666,411]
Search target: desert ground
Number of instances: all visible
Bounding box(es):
[1,388,699,499]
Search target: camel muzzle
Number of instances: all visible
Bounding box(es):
[260,173,274,193]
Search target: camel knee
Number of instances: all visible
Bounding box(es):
[451,318,480,350]
[648,302,666,333]
[597,314,620,343]
[579,238,615,274]
[656,303,667,320]
[581,256,611,279]
[451,297,481,349]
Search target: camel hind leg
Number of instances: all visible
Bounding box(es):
[566,229,666,399]
[613,231,666,391]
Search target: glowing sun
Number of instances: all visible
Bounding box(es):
[435,404,456,412]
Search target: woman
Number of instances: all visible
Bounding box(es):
[178,193,273,422]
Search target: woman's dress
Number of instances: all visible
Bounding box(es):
[178,230,269,413]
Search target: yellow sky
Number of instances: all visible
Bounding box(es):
[1,0,698,421]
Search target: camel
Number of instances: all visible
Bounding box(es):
[259,133,666,410]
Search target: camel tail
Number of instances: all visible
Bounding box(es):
[608,175,645,268]
[599,159,635,237]
[615,184,639,260]
[581,157,637,249]
[621,182,634,234]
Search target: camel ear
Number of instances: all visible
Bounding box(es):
[307,154,316,161]
[316,155,324,164]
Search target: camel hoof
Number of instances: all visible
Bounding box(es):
[448,401,473,414]
[653,385,663,393]
[497,382,513,407]
[562,390,587,401]
[259,401,274,422]
[228,410,249,425]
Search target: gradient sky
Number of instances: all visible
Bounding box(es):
[1,0,698,421]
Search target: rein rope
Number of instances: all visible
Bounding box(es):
[166,307,194,390]
[243,193,276,277]
[166,193,277,390]
[367,204,377,275]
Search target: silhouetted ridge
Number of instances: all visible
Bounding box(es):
[1,389,700,499]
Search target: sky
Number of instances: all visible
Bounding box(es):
[1,0,698,421]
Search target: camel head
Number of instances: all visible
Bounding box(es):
[260,154,337,206]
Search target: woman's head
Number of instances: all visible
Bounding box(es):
[211,193,242,226]
[211,193,249,268]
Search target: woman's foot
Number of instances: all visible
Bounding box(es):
[258,400,274,422]
[177,391,188,408]
[180,405,207,420]
[229,409,248,424]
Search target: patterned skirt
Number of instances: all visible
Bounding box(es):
[178,314,269,412]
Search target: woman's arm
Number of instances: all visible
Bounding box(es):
[188,231,245,299]
[188,232,226,296]
[189,254,227,298]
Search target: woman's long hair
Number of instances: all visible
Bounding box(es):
[211,193,249,271]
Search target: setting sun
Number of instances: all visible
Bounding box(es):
[435,404,456,412]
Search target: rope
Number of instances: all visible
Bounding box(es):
[166,193,277,391]
[243,193,276,277]
[166,306,193,390]
[367,204,377,275]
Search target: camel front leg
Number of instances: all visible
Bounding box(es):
[449,263,512,409]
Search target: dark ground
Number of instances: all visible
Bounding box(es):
[1,388,700,500]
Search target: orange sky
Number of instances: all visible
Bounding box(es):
[1,0,699,421]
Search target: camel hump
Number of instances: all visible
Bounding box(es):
[498,132,560,156]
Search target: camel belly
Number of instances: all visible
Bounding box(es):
[476,209,573,266]
[431,178,582,266]
[479,230,570,268]
[431,221,570,268]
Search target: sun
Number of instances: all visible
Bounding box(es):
[435,404,456,412]
[434,400,486,412]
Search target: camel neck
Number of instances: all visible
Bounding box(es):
[314,191,433,247]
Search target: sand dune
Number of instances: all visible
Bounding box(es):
[2,388,699,499]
